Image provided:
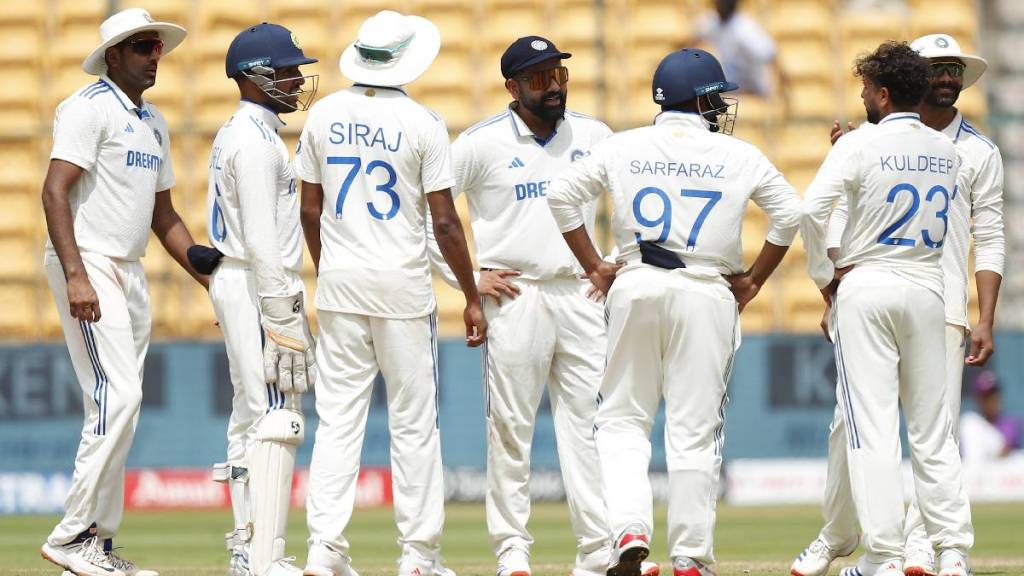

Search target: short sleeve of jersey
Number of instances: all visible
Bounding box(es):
[295,115,321,184]
[450,132,477,200]
[421,115,455,194]
[50,97,105,171]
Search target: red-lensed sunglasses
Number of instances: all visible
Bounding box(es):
[517,66,569,90]
[123,38,164,57]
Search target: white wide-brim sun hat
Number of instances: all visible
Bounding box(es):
[82,8,187,76]
[340,10,440,87]
[911,33,988,89]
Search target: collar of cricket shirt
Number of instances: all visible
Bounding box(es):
[99,74,153,120]
[508,103,564,147]
[240,98,285,131]
[653,110,707,129]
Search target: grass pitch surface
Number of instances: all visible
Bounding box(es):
[3,503,1022,575]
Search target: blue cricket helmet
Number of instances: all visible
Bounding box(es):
[225,22,318,77]
[652,48,738,107]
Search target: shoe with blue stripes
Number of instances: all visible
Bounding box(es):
[791,536,859,576]
[839,556,903,576]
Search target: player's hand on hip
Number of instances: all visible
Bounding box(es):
[464,301,487,347]
[967,321,995,366]
[830,120,856,146]
[67,273,101,323]
[260,293,317,393]
[478,269,521,305]
[726,272,760,313]
[588,261,623,296]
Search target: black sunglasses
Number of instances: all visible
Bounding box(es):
[930,62,965,79]
[122,38,164,57]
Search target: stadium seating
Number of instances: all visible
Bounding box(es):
[0,0,999,337]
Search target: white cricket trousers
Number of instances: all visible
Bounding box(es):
[209,261,305,465]
[306,310,444,558]
[596,267,737,566]
[817,323,969,552]
[828,268,972,562]
[481,277,609,567]
[44,251,150,546]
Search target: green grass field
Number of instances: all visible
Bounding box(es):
[3,503,1022,576]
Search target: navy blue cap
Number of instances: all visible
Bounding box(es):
[500,36,571,79]
[652,48,738,106]
[225,23,318,78]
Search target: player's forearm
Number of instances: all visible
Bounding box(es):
[300,182,323,274]
[433,212,480,304]
[42,181,87,280]
[747,241,789,286]
[975,270,1002,327]
[561,226,602,274]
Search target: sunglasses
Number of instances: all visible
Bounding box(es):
[517,66,569,90]
[355,38,412,64]
[930,62,965,79]
[123,38,164,57]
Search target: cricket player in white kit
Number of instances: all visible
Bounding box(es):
[298,11,486,576]
[799,42,973,576]
[791,35,1004,576]
[39,8,202,576]
[428,35,649,576]
[548,49,801,576]
[189,23,320,576]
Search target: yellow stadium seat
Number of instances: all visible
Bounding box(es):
[0,137,38,191]
[839,9,908,42]
[0,20,43,65]
[774,123,831,170]
[481,2,548,48]
[566,85,603,118]
[768,0,832,41]
[562,42,600,88]
[0,65,42,134]
[551,1,601,44]
[778,39,832,83]
[622,0,689,46]
[39,284,65,340]
[786,80,840,121]
[0,190,40,237]
[0,282,37,338]
[419,91,478,133]
[0,236,39,281]
[956,84,986,119]
[54,0,107,28]
[426,8,477,51]
[910,1,977,39]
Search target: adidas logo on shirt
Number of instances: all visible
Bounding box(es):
[124,123,134,133]
[508,157,525,169]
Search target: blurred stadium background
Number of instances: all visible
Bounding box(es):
[1,0,1022,569]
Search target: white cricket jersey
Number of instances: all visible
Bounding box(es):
[803,112,958,296]
[547,111,800,280]
[452,107,613,280]
[826,111,1005,326]
[207,100,303,298]
[47,75,175,261]
[296,85,453,318]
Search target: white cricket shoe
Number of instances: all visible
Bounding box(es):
[671,556,716,576]
[496,546,531,576]
[303,544,359,576]
[107,546,159,576]
[225,529,251,576]
[839,556,903,576]
[903,545,936,576]
[936,549,969,576]
[608,524,650,576]
[398,548,434,576]
[432,554,457,576]
[791,536,859,576]
[42,536,125,576]
[265,558,304,576]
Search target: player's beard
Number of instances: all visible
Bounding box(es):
[864,100,881,124]
[521,89,567,122]
[924,82,961,107]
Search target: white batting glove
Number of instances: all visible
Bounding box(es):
[259,293,316,393]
